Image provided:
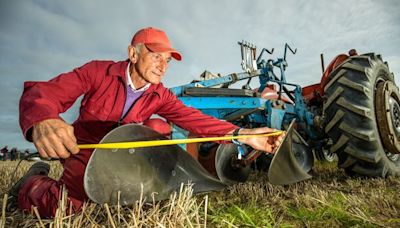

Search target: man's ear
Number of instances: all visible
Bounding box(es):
[128,45,138,63]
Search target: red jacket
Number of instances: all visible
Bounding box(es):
[19,60,238,144]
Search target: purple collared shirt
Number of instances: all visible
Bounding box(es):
[121,63,150,118]
[121,86,144,118]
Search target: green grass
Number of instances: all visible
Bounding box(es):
[204,161,400,227]
[285,193,377,227]
[209,203,290,227]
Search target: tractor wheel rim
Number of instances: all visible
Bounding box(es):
[323,149,335,162]
[389,96,400,137]
[375,80,400,154]
[386,149,399,162]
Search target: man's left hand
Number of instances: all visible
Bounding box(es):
[230,127,285,154]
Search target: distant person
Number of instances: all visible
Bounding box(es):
[11,27,285,218]
[1,146,8,161]
[10,147,17,161]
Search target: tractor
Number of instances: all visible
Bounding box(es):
[84,41,400,205]
[168,41,400,182]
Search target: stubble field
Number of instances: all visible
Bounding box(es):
[0,160,399,227]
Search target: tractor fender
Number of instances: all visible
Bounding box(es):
[302,53,351,104]
[320,54,351,93]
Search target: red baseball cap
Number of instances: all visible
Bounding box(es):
[131,27,182,61]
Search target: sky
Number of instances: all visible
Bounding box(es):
[0,0,399,150]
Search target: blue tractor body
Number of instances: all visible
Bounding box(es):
[170,43,319,149]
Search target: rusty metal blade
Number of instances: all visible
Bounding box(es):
[84,124,226,205]
[268,120,313,185]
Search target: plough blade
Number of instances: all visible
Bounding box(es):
[84,124,225,205]
[268,120,313,185]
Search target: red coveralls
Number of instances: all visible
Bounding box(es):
[19,60,238,217]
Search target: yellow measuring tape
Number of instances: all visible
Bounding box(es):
[78,131,284,149]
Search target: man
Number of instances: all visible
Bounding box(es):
[12,27,284,218]
[10,147,17,160]
[1,146,8,161]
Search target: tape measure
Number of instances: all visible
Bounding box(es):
[78,131,284,149]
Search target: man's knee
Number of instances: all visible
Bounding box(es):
[60,152,92,202]
[143,118,171,136]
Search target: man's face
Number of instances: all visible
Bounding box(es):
[134,45,172,84]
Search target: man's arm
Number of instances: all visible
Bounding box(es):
[19,61,96,158]
[157,89,284,153]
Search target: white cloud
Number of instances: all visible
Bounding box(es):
[0,0,399,149]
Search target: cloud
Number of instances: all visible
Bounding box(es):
[0,0,399,149]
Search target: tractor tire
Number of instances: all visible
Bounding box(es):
[323,53,400,177]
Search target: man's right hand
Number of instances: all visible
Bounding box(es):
[32,119,80,159]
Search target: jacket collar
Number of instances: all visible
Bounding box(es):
[108,59,129,79]
[108,59,162,96]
